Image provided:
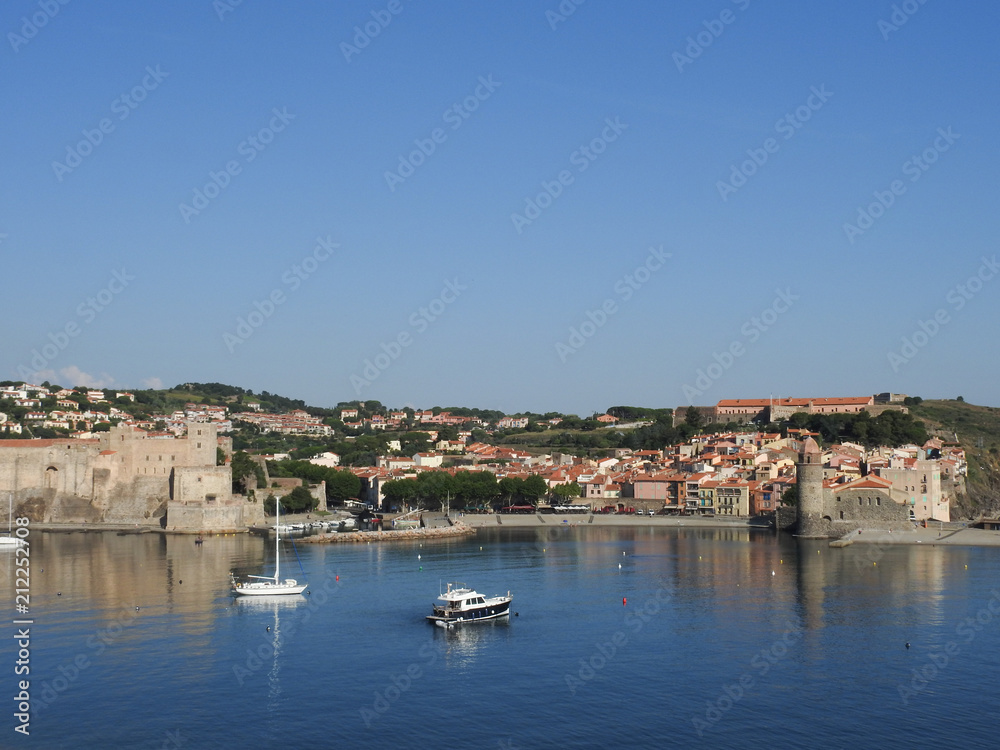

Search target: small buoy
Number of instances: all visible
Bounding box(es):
[874,562,876,566]
[136,606,140,611]
[514,612,519,617]
[619,563,622,569]
[336,575,339,581]
[179,580,182,584]
[480,546,483,550]
[965,565,968,569]
[771,571,775,576]
[622,551,626,556]
[57,592,61,596]
[417,554,421,560]
[266,626,270,632]
[905,642,910,649]
[623,597,627,606]
[419,566,423,571]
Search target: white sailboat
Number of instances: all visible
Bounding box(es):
[231,499,306,596]
[0,493,26,547]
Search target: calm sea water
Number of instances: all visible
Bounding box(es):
[3,525,1000,749]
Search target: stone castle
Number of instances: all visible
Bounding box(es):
[795,437,909,537]
[0,422,263,532]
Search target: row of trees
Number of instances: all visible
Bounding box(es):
[380,470,580,511]
[781,409,928,448]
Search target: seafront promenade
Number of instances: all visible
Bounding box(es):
[452,512,1000,547]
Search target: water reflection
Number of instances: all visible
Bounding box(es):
[432,619,511,670]
[234,595,308,710]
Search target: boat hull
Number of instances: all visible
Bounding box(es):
[233,580,307,596]
[427,597,512,625]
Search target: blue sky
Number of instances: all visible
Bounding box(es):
[3,0,998,415]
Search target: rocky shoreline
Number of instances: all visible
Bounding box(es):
[301,522,477,544]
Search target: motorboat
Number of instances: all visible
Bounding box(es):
[427,582,512,627]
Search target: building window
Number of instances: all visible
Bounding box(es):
[876,497,881,506]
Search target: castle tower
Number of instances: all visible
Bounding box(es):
[796,436,827,537]
[185,421,218,467]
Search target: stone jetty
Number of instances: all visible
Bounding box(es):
[301,522,477,544]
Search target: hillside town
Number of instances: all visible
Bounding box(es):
[0,383,965,528]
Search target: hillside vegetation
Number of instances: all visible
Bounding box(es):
[909,399,1000,516]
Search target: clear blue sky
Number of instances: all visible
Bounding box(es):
[3,0,998,415]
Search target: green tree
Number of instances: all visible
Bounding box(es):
[283,484,316,513]
[231,451,264,493]
[453,470,500,509]
[326,470,361,505]
[684,406,703,430]
[781,486,798,507]
[414,471,456,510]
[522,475,548,503]
[498,476,525,503]
[552,482,582,502]
[382,478,418,509]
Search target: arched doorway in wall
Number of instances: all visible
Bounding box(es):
[45,466,58,489]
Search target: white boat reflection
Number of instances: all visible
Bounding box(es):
[233,594,307,611]
[234,594,307,709]
[432,616,511,670]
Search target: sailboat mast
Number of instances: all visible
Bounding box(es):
[275,498,281,583]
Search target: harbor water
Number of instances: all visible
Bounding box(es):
[3,525,999,749]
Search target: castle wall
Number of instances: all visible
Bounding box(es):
[0,422,237,531]
[165,502,249,533]
[821,488,910,535]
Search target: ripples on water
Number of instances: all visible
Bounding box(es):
[4,527,1000,749]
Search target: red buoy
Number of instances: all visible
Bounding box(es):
[623,597,627,606]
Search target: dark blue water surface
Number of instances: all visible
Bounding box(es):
[3,525,1000,749]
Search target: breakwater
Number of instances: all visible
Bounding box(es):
[301,522,477,544]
